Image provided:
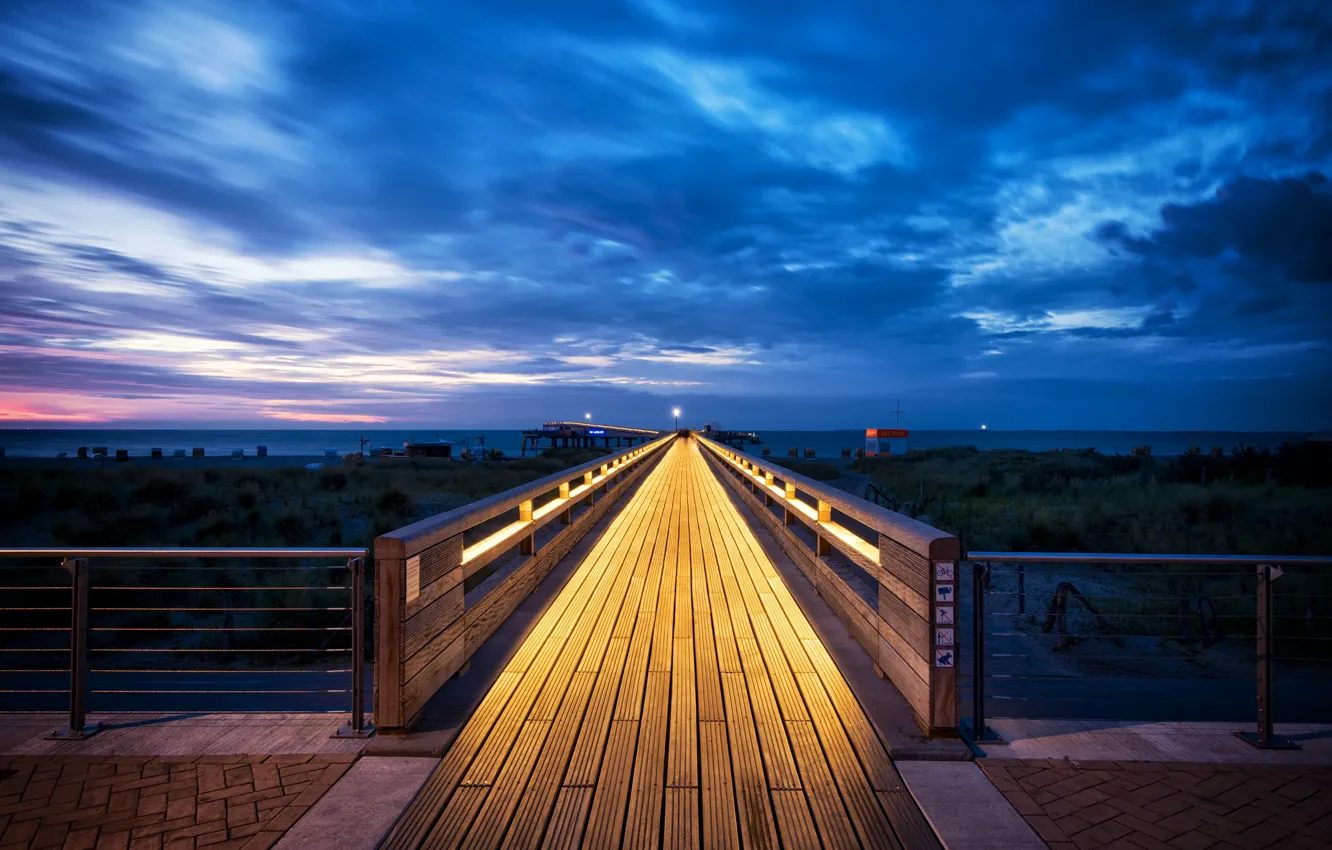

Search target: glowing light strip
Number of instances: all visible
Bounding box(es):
[462,520,532,565]
[710,444,877,565]
[820,521,880,563]
[532,498,568,521]
[459,441,662,564]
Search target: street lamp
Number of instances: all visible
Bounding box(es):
[672,407,681,430]
[584,412,592,422]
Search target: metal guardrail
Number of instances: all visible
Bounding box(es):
[966,552,1332,750]
[0,547,370,740]
[374,434,676,731]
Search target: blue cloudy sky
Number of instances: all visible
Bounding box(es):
[1,0,1329,430]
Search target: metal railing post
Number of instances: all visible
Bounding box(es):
[1017,563,1025,615]
[1236,564,1296,749]
[335,556,374,738]
[46,557,100,740]
[965,559,1000,743]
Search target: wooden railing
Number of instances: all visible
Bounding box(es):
[697,435,961,736]
[373,434,675,732]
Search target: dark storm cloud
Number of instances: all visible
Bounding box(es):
[1098,173,1332,283]
[0,0,1329,426]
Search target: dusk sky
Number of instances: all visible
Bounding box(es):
[1,0,1329,430]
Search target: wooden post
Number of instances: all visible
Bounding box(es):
[927,545,961,736]
[519,500,534,555]
[373,537,406,732]
[816,501,832,555]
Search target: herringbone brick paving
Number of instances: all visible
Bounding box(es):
[979,758,1332,849]
[0,753,354,850]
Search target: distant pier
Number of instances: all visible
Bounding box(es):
[520,420,663,455]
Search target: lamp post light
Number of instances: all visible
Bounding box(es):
[672,407,681,431]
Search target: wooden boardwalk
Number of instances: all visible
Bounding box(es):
[384,439,937,850]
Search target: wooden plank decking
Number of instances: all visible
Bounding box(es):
[383,438,937,849]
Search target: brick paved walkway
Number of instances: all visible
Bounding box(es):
[0,754,354,850]
[979,758,1332,849]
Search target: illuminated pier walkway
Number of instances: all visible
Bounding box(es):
[383,438,936,849]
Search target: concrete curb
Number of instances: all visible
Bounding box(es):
[274,756,439,850]
[897,761,1047,849]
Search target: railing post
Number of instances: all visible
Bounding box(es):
[335,557,374,738]
[46,557,99,740]
[964,560,1000,742]
[1237,564,1297,749]
[519,500,535,555]
[816,500,832,555]
[1017,562,1025,615]
[559,482,571,524]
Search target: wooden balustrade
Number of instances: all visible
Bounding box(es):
[697,435,961,736]
[373,434,676,732]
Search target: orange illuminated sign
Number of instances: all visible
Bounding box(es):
[866,429,909,438]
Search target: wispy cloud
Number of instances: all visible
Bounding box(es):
[0,0,1328,427]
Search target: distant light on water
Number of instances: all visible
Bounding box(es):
[981,424,987,430]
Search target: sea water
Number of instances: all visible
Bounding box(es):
[0,428,1313,459]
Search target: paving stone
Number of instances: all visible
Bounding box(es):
[0,757,352,850]
[979,758,1332,850]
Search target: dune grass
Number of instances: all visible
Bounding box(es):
[851,442,1332,555]
[0,447,611,550]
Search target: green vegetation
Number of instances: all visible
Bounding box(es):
[0,449,614,671]
[851,443,1332,554]
[852,444,1332,661]
[0,447,611,549]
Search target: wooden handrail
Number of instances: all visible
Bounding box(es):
[373,433,676,732]
[696,433,961,737]
[378,435,674,560]
[696,435,956,561]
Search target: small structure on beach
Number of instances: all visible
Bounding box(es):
[403,440,453,459]
[865,428,908,457]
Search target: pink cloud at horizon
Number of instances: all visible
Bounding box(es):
[263,410,388,424]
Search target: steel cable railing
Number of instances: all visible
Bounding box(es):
[0,548,371,740]
[964,552,1332,750]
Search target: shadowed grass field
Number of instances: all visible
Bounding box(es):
[0,449,615,670]
[851,442,1332,555]
[0,447,612,550]
[852,443,1332,659]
